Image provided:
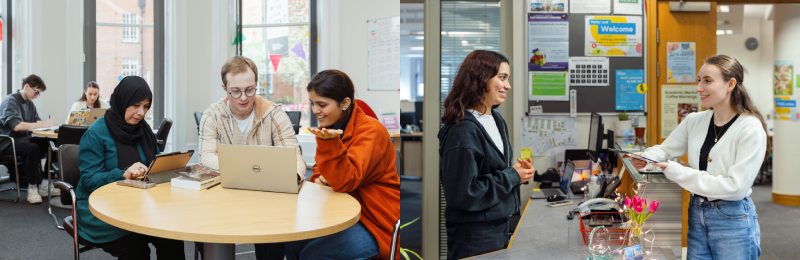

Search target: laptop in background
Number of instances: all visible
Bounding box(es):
[530,160,574,199]
[218,144,302,194]
[67,108,108,126]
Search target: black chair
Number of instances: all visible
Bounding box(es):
[156,118,173,152]
[48,125,90,229]
[53,144,98,260]
[0,135,25,203]
[194,111,203,135]
[286,111,301,135]
[389,218,401,260]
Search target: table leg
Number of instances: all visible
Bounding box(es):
[204,243,235,260]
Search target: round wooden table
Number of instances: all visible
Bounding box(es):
[89,182,362,260]
[32,130,58,138]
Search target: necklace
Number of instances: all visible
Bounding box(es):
[713,124,724,143]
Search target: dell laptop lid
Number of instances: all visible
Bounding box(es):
[217,144,300,194]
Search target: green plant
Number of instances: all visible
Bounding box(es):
[399,217,423,260]
[619,110,628,121]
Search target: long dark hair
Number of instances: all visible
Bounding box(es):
[78,81,102,108]
[705,55,771,160]
[306,69,355,114]
[441,50,509,126]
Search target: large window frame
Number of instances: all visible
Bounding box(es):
[236,0,318,127]
[84,0,165,129]
[122,13,140,43]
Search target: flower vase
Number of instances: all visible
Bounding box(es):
[628,222,644,246]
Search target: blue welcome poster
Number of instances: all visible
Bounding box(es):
[615,70,644,111]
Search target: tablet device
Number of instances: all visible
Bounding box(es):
[607,148,660,163]
[142,150,194,184]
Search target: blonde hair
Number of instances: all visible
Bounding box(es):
[220,56,258,87]
[704,55,770,159]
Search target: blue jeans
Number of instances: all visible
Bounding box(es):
[687,196,761,260]
[285,222,379,260]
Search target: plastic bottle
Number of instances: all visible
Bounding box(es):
[588,175,600,198]
[592,159,602,175]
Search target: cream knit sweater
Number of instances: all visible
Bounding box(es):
[644,110,767,201]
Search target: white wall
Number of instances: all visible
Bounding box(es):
[319,0,400,115]
[717,18,774,116]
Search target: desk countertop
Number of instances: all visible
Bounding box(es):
[470,198,669,260]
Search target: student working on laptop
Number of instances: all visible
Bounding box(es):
[284,70,401,260]
[65,81,110,123]
[438,50,535,260]
[197,56,305,260]
[75,76,185,259]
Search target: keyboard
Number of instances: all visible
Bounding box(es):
[542,189,562,196]
[570,180,589,194]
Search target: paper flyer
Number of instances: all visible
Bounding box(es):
[528,14,570,71]
[568,57,609,86]
[529,71,569,101]
[520,116,578,156]
[585,16,643,57]
[661,85,701,138]
[615,70,645,111]
[666,42,697,83]
[614,0,643,15]
[773,61,798,121]
[527,0,568,13]
[379,109,401,133]
[571,0,611,14]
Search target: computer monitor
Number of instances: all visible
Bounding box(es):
[587,112,604,161]
[414,101,423,131]
[400,112,416,128]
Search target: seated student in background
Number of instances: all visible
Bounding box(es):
[438,50,535,259]
[0,74,57,204]
[197,56,305,260]
[65,81,110,123]
[285,70,401,260]
[75,76,184,259]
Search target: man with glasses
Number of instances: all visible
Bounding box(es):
[0,74,57,204]
[196,56,305,260]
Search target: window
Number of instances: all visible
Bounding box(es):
[240,0,313,128]
[122,13,139,43]
[93,0,159,127]
[122,58,139,77]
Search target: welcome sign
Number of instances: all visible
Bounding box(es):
[585,16,642,57]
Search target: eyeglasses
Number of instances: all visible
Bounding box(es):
[227,88,257,98]
[32,89,41,96]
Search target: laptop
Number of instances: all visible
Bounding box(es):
[67,108,108,126]
[530,160,574,199]
[218,144,302,194]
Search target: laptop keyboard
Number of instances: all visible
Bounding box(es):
[543,189,561,196]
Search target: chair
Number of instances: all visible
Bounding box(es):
[156,118,173,152]
[286,111,301,135]
[389,218,401,260]
[0,135,25,203]
[194,111,203,135]
[354,99,378,119]
[53,144,98,259]
[48,125,90,229]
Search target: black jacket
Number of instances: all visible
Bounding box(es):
[438,110,520,224]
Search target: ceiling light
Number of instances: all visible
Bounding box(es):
[410,47,424,51]
[726,30,733,34]
[716,30,724,35]
[415,36,424,40]
[461,40,468,44]
[719,5,730,13]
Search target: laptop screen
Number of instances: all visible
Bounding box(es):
[559,161,575,194]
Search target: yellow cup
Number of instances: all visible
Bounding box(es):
[521,148,532,160]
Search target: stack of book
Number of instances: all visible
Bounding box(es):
[170,164,221,190]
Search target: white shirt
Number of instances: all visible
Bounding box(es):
[467,109,504,154]
[644,110,767,201]
[234,109,256,135]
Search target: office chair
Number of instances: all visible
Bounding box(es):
[354,99,377,119]
[48,125,90,229]
[194,111,203,135]
[286,111,302,135]
[0,135,25,203]
[156,118,173,152]
[389,218,401,260]
[53,144,98,260]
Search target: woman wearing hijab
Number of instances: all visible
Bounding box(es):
[74,76,185,259]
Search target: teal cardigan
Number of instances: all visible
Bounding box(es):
[75,117,158,244]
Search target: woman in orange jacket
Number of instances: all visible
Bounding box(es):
[285,70,400,260]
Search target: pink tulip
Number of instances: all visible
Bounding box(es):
[649,201,659,213]
[634,204,644,214]
[625,197,632,207]
[633,196,642,207]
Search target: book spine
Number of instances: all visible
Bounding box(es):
[200,177,221,190]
